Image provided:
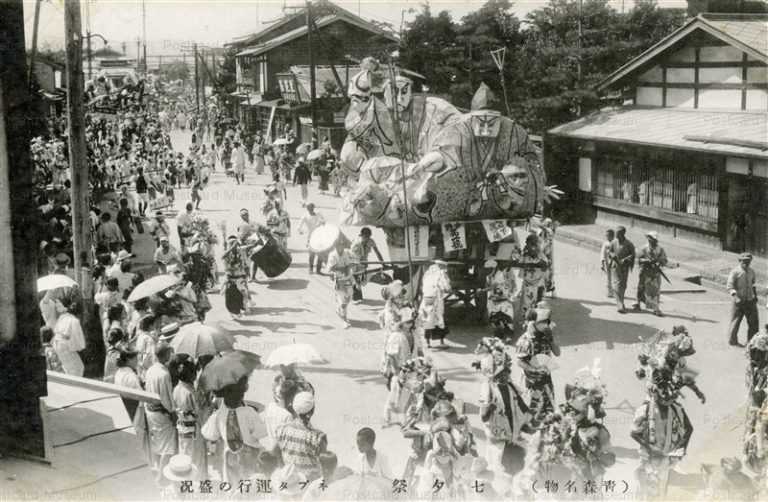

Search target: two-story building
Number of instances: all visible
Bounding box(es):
[228,0,397,146]
[546,13,768,257]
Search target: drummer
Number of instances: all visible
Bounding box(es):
[298,203,325,275]
[350,227,384,303]
[266,200,290,250]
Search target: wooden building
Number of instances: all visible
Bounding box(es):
[546,13,768,257]
[227,0,396,146]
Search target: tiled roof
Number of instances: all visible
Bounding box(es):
[548,107,768,159]
[599,14,768,91]
[702,14,768,59]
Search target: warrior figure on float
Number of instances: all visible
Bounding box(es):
[339,57,550,229]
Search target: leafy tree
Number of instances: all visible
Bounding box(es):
[399,3,458,95]
[217,46,238,95]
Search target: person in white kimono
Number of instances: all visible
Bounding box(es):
[419,260,452,348]
[382,308,425,426]
[52,297,86,376]
[144,343,178,481]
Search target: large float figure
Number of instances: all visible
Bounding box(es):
[340,58,547,228]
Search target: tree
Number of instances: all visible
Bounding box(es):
[217,46,238,95]
[514,0,684,134]
[160,61,190,83]
[399,3,458,95]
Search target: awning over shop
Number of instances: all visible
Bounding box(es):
[548,107,768,159]
[254,99,310,111]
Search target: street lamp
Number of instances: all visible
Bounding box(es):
[85,32,108,81]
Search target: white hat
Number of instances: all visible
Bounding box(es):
[115,250,134,262]
[484,259,498,269]
[292,391,315,415]
[162,454,198,482]
[646,231,659,241]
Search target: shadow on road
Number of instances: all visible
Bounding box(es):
[266,278,310,290]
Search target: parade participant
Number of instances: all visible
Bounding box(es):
[356,427,392,478]
[261,185,280,217]
[202,375,268,483]
[298,203,326,274]
[382,308,425,426]
[474,337,530,482]
[632,327,704,498]
[518,233,548,324]
[420,260,452,348]
[327,238,356,328]
[96,212,124,253]
[744,329,768,479]
[266,200,291,250]
[415,430,465,499]
[633,231,669,316]
[516,307,560,428]
[293,158,312,205]
[274,391,328,482]
[607,226,636,314]
[181,240,214,320]
[53,296,86,377]
[252,135,265,175]
[318,158,332,195]
[171,354,206,479]
[134,167,149,217]
[600,229,615,298]
[166,265,198,325]
[222,235,251,318]
[144,343,178,482]
[154,237,182,274]
[727,253,759,347]
[349,227,384,303]
[484,259,517,340]
[536,218,556,296]
[176,202,195,250]
[237,208,256,241]
[116,198,136,253]
[232,140,246,185]
[149,211,171,248]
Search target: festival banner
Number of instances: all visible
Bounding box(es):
[407,225,430,260]
[481,219,513,242]
[442,222,467,252]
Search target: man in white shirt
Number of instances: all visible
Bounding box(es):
[175,202,195,250]
[108,250,136,295]
[154,237,182,274]
[144,344,177,480]
[298,203,326,274]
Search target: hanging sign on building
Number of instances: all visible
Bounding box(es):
[481,219,513,242]
[442,222,467,252]
[407,225,430,260]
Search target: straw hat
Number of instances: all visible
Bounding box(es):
[162,454,198,482]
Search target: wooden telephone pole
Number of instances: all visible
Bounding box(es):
[64,0,95,332]
[306,1,317,147]
[0,0,47,458]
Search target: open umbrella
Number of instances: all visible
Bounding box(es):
[37,274,77,292]
[296,143,312,156]
[265,343,327,368]
[273,137,290,146]
[309,224,342,254]
[126,274,181,303]
[199,351,261,392]
[307,149,325,161]
[170,322,234,357]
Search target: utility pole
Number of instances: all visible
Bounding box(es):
[142,0,147,76]
[307,1,317,147]
[64,0,94,340]
[28,0,42,90]
[136,38,141,69]
[576,0,583,116]
[0,0,47,458]
[85,0,92,80]
[194,43,200,114]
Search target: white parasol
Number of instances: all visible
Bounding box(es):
[170,322,235,357]
[308,224,341,254]
[306,149,325,161]
[126,274,181,303]
[296,143,312,156]
[264,343,327,368]
[37,274,77,292]
[273,137,290,146]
